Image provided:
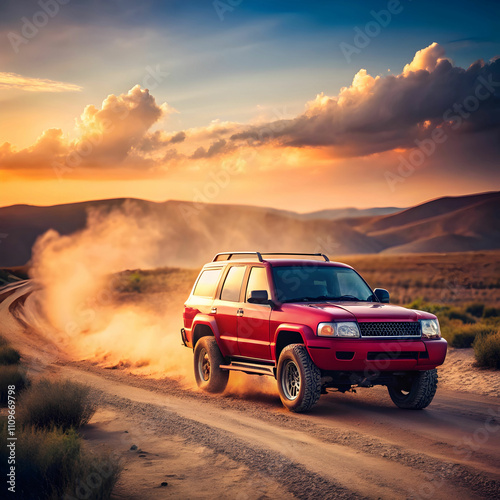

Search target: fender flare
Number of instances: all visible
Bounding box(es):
[273,323,315,361]
[190,315,230,357]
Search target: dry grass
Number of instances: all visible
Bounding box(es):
[0,423,121,499]
[18,379,98,431]
[474,332,500,369]
[336,251,500,306]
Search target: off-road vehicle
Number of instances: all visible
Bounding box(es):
[181,252,447,412]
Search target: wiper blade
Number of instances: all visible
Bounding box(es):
[331,295,361,301]
[281,295,365,303]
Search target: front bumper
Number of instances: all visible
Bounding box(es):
[306,337,447,371]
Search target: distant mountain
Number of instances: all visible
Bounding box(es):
[359,192,500,254]
[0,192,498,267]
[300,207,402,220]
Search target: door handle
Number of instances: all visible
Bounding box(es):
[211,307,217,314]
[237,308,244,317]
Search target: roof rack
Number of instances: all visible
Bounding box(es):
[212,252,330,262]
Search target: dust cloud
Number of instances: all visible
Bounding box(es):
[30,201,194,383]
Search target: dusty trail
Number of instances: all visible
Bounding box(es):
[1,283,499,499]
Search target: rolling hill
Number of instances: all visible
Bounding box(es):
[0,192,498,267]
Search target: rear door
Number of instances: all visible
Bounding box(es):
[237,265,272,360]
[212,265,247,356]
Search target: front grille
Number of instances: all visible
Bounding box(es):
[359,322,421,338]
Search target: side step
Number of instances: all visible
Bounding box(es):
[219,361,275,377]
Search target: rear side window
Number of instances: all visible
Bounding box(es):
[220,266,246,302]
[193,268,222,297]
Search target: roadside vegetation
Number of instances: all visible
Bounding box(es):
[406,299,500,369]
[0,335,121,498]
[0,335,27,404]
[341,251,500,306]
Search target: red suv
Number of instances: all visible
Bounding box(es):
[181,252,447,412]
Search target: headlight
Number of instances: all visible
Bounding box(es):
[420,319,441,339]
[317,322,360,338]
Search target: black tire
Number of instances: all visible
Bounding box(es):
[277,344,321,412]
[388,369,438,409]
[193,337,229,393]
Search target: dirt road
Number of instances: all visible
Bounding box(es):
[1,283,500,499]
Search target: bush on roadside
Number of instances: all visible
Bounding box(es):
[446,308,476,324]
[441,323,496,348]
[465,302,485,318]
[474,332,500,369]
[0,423,121,499]
[18,379,98,431]
[0,346,21,365]
[483,306,500,318]
[0,366,29,404]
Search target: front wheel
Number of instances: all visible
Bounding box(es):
[194,337,229,393]
[388,369,438,409]
[277,344,321,412]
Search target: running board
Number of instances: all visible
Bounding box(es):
[219,362,275,377]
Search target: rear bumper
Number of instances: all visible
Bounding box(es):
[307,338,447,372]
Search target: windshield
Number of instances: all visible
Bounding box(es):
[272,265,375,303]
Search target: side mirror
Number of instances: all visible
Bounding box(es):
[248,290,269,304]
[374,288,390,303]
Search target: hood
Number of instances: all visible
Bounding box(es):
[304,302,435,322]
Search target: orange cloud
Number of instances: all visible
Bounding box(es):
[1,43,499,185]
[1,85,172,178]
[0,72,82,92]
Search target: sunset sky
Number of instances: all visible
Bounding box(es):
[0,0,499,211]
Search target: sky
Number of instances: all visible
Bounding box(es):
[0,0,499,211]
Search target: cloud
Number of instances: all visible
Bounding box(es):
[1,43,499,183]
[229,43,500,157]
[402,42,450,74]
[191,139,232,159]
[1,85,171,176]
[0,72,82,92]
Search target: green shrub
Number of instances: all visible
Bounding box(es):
[0,424,121,499]
[450,331,477,348]
[406,299,450,316]
[465,302,485,318]
[18,379,98,431]
[441,323,496,348]
[447,308,476,324]
[0,366,29,404]
[0,346,21,365]
[474,332,500,369]
[483,306,500,319]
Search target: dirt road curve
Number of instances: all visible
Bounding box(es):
[2,283,500,500]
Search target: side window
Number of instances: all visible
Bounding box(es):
[193,268,222,297]
[246,267,270,301]
[220,266,246,302]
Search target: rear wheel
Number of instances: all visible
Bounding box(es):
[388,369,438,409]
[194,337,229,393]
[277,344,321,412]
